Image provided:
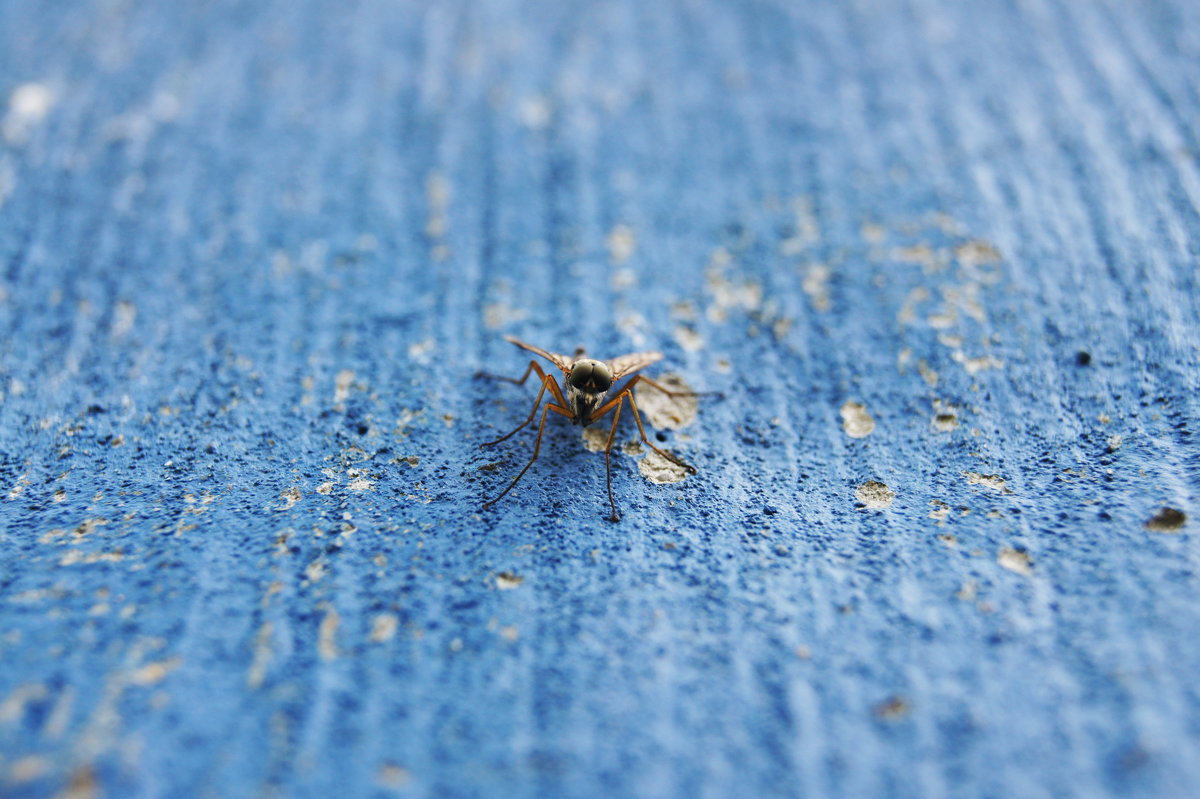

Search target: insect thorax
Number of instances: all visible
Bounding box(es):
[567,383,608,426]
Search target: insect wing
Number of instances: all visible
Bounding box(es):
[504,335,574,372]
[606,350,663,380]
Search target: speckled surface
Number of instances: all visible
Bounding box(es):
[2,1,1198,797]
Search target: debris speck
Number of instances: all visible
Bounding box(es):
[953,352,1004,374]
[1106,434,1122,452]
[954,240,1002,267]
[315,482,334,495]
[917,360,939,387]
[129,657,181,686]
[112,301,137,337]
[407,338,435,363]
[873,695,910,720]
[998,547,1033,576]
[802,264,832,311]
[496,572,524,590]
[377,763,410,789]
[860,222,885,243]
[4,83,56,146]
[1145,507,1186,533]
[370,614,398,643]
[333,370,356,403]
[245,622,274,689]
[348,478,374,492]
[840,401,875,438]
[278,486,302,510]
[606,224,636,263]
[318,606,340,660]
[931,399,958,432]
[855,481,895,509]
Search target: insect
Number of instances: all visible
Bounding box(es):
[477,335,712,522]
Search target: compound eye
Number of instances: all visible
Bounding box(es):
[569,360,612,392]
[568,362,593,389]
[590,362,613,391]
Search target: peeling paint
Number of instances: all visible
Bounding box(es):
[840,401,875,438]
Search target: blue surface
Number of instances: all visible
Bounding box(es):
[1,0,1198,797]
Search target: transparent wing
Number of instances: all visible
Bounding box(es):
[504,335,574,372]
[606,350,663,380]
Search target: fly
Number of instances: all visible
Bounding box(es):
[477,335,713,522]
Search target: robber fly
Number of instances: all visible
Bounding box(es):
[477,335,711,522]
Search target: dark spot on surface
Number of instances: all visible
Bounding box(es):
[873,695,910,720]
[763,505,778,515]
[356,423,370,435]
[1114,744,1151,774]
[1075,351,1092,366]
[656,431,667,442]
[86,404,106,415]
[1145,507,1186,532]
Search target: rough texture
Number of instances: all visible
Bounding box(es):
[2,1,1198,797]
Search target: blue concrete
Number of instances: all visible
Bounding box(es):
[1,0,1198,797]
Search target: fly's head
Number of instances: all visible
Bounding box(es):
[566,359,612,425]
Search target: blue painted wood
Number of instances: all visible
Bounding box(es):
[1,0,1198,796]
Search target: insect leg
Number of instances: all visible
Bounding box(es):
[634,374,722,399]
[481,374,553,447]
[475,359,547,386]
[601,395,626,522]
[483,403,573,508]
[620,387,698,475]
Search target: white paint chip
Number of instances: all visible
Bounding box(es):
[278,487,302,510]
[998,547,1033,576]
[636,373,698,430]
[4,83,56,145]
[855,481,895,509]
[582,426,609,452]
[964,472,1008,492]
[370,614,398,643]
[638,450,692,484]
[606,225,636,263]
[840,401,875,438]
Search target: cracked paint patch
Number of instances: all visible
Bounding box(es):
[638,450,691,484]
[636,373,698,430]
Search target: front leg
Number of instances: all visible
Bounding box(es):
[475,359,546,386]
[481,373,556,447]
[635,374,723,399]
[483,403,574,509]
[596,377,698,474]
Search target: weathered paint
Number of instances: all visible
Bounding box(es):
[1,1,1198,797]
